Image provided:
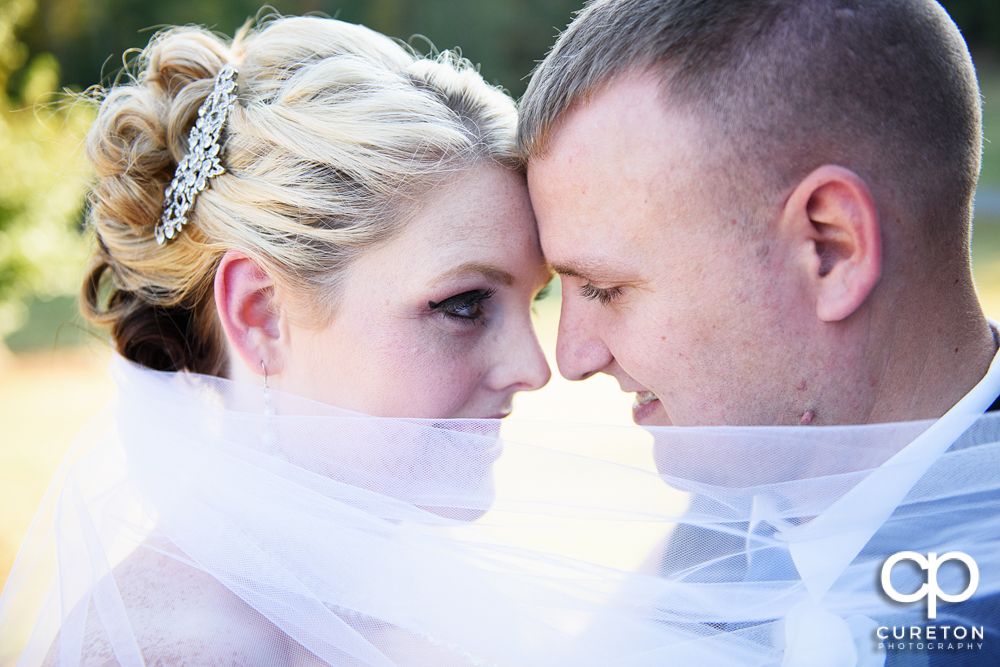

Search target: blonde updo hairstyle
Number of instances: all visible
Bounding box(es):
[81,16,520,376]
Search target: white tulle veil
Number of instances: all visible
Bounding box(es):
[1,354,998,666]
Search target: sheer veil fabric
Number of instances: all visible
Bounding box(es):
[1,355,998,666]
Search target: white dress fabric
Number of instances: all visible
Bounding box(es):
[1,354,998,666]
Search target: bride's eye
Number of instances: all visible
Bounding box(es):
[580,283,623,305]
[429,288,497,324]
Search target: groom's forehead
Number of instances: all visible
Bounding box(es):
[531,78,711,183]
[529,81,725,218]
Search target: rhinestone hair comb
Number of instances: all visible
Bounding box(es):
[155,65,239,245]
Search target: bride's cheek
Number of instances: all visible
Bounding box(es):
[383,325,477,376]
[407,333,488,411]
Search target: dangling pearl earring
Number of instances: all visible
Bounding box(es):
[261,360,278,453]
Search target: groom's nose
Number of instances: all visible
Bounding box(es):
[555,277,615,381]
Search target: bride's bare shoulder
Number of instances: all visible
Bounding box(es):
[42,547,302,666]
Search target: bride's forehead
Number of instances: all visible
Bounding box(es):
[331,165,541,290]
[410,165,530,222]
[340,210,543,294]
[392,173,537,249]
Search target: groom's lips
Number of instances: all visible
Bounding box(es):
[633,391,658,408]
[632,391,661,423]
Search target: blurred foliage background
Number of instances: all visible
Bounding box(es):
[2,0,1000,351]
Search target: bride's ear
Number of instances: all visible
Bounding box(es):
[214,250,285,377]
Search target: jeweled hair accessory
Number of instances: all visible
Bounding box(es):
[155,64,239,245]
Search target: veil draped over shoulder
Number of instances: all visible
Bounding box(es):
[1,355,998,666]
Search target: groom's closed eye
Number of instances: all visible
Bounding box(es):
[580,284,624,305]
[550,260,631,306]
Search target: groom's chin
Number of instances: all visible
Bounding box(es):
[633,398,672,426]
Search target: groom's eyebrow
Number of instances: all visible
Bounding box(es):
[438,262,515,286]
[549,261,600,281]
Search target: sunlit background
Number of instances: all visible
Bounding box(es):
[2,0,1000,652]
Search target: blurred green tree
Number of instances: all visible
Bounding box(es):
[19,0,584,98]
[0,0,92,346]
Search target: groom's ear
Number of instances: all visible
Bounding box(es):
[780,165,882,322]
[214,250,285,377]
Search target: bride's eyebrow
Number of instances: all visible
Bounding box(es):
[435,262,515,287]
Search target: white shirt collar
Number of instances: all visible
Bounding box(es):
[776,319,1000,602]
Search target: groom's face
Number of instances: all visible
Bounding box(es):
[528,74,803,426]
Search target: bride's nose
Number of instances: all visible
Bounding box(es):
[487,316,551,393]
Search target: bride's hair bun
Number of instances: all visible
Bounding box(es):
[80,16,519,376]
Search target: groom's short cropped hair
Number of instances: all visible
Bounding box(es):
[518,0,982,246]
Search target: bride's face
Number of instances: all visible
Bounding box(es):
[280,164,552,418]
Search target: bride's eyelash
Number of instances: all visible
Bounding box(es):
[429,288,497,324]
[534,283,553,302]
[580,284,623,305]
